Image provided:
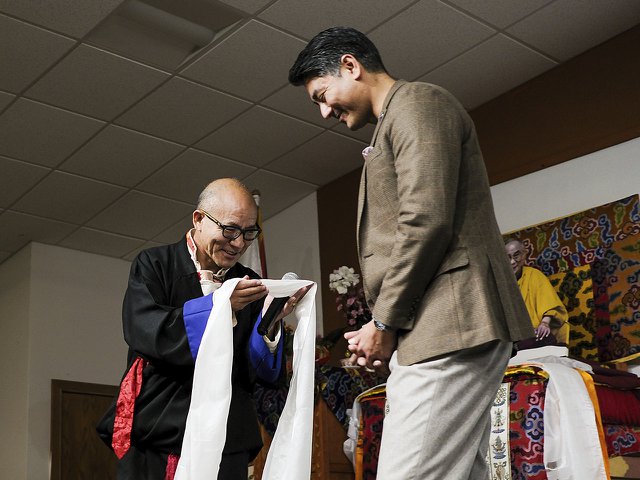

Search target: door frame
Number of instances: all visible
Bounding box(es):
[50,379,118,480]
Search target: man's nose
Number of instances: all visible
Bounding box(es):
[319,103,332,119]
[229,235,246,249]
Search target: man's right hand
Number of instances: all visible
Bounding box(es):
[535,319,552,340]
[230,276,267,311]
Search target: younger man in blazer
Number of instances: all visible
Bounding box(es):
[289,27,533,479]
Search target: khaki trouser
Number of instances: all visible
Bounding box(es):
[376,340,512,480]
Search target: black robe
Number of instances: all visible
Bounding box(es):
[97,238,269,459]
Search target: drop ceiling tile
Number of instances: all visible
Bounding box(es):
[507,0,640,61]
[217,0,271,14]
[60,125,184,187]
[0,91,14,112]
[196,106,322,167]
[0,14,76,94]
[137,149,256,203]
[0,156,50,208]
[0,98,105,167]
[261,84,338,128]
[115,77,252,144]
[12,171,126,224]
[26,44,170,120]
[182,20,307,101]
[446,0,552,29]
[86,191,194,238]
[420,34,557,110]
[59,227,145,257]
[258,0,415,38]
[242,170,316,219]
[368,0,495,80]
[266,131,366,186]
[122,240,164,262]
[152,214,194,244]
[0,0,123,38]
[331,122,376,144]
[0,210,77,252]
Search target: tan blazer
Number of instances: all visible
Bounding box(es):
[358,80,533,365]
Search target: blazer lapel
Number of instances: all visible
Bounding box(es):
[356,159,367,255]
[356,79,408,253]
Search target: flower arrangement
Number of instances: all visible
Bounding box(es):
[329,266,372,330]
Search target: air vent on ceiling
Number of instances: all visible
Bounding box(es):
[86,0,245,71]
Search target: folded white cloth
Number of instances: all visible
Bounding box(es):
[175,278,317,480]
[539,361,606,480]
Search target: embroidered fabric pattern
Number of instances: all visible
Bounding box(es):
[112,356,148,459]
[165,454,179,480]
[358,391,385,480]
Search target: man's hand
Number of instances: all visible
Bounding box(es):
[277,284,313,321]
[344,320,397,371]
[230,276,267,311]
[535,316,552,340]
[261,283,313,338]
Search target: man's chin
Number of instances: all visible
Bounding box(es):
[345,118,365,131]
[214,255,238,269]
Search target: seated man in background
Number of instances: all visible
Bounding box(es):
[505,238,569,347]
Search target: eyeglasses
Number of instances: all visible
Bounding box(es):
[507,251,524,261]
[200,210,261,241]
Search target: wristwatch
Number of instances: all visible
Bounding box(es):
[373,318,395,332]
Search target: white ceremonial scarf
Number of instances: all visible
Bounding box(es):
[512,356,607,480]
[540,361,607,480]
[175,277,317,480]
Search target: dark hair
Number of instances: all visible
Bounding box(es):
[288,27,387,86]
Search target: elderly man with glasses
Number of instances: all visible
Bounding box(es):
[505,238,569,347]
[98,178,308,480]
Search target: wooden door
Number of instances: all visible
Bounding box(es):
[51,379,118,480]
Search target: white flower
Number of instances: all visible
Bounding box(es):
[329,266,360,293]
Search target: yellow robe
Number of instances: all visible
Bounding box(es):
[517,266,570,344]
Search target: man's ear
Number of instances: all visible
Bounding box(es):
[340,54,362,79]
[193,210,204,230]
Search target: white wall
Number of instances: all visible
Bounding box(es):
[263,192,324,334]
[491,136,640,233]
[0,243,131,480]
[0,247,31,480]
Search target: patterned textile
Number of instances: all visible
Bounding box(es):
[315,365,387,429]
[254,383,288,436]
[604,424,640,457]
[489,383,511,480]
[504,370,547,480]
[549,264,596,358]
[165,454,179,480]
[357,391,385,480]
[506,194,640,361]
[254,364,385,436]
[112,356,148,459]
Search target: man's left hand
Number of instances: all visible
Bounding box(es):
[231,276,267,311]
[344,320,397,371]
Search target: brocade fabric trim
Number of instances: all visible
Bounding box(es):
[112,356,148,459]
[489,382,511,480]
[165,454,179,480]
